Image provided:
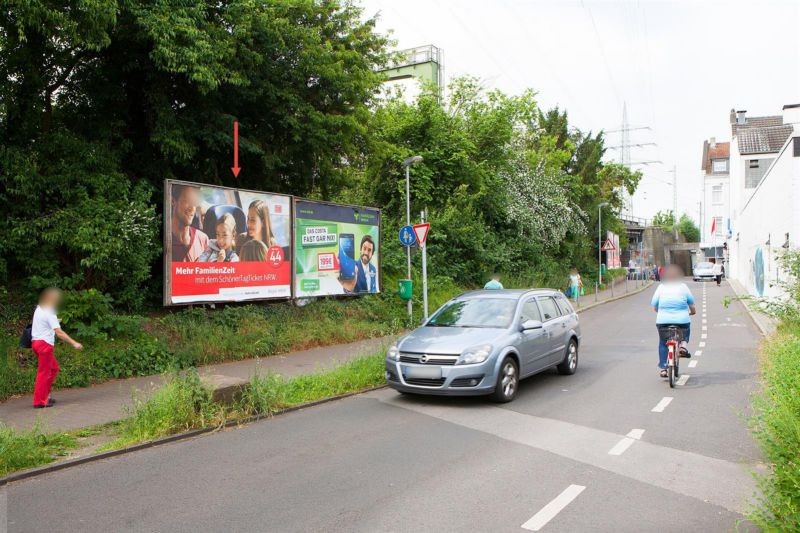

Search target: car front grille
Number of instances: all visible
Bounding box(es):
[404,377,447,387]
[399,353,458,366]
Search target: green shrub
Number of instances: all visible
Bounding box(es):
[749,324,800,531]
[59,289,143,341]
[94,336,179,379]
[112,370,224,448]
[0,423,77,476]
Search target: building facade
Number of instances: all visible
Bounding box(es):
[700,138,731,249]
[728,104,800,297]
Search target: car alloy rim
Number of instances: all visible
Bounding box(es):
[501,362,517,397]
[569,343,577,370]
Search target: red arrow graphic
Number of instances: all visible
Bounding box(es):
[231,121,241,178]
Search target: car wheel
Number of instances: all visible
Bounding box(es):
[557,339,578,375]
[491,357,519,403]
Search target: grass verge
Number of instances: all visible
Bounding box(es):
[0,423,78,477]
[749,321,800,531]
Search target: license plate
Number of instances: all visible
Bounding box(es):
[403,366,442,379]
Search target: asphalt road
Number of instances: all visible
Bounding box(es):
[3,280,763,532]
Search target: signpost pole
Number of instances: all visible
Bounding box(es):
[406,165,412,322]
[420,210,429,321]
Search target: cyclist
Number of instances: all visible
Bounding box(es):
[651,264,696,378]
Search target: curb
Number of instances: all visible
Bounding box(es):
[726,279,776,337]
[0,385,386,487]
[575,280,654,314]
[0,284,652,486]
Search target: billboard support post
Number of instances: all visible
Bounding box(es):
[406,164,412,323]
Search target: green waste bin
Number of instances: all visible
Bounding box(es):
[398,279,413,300]
[601,264,607,275]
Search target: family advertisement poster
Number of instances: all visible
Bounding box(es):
[164,180,292,305]
[294,199,381,298]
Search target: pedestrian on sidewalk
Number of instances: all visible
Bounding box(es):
[568,268,583,304]
[484,273,504,290]
[30,288,83,408]
[713,260,724,286]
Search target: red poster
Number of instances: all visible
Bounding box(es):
[165,180,292,305]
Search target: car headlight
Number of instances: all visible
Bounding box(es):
[457,344,492,365]
[387,345,400,361]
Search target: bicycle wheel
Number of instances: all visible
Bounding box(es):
[668,364,676,388]
[674,355,680,378]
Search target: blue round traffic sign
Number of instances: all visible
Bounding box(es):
[399,225,417,247]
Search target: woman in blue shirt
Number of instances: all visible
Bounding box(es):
[651,265,696,378]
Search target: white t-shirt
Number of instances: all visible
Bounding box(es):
[32,305,61,346]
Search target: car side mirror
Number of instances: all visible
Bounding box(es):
[520,319,543,331]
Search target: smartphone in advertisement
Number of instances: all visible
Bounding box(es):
[338,233,356,280]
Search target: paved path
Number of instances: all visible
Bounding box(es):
[2,280,763,531]
[0,279,643,433]
[0,337,392,432]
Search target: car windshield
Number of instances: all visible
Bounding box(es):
[696,262,713,269]
[427,298,517,328]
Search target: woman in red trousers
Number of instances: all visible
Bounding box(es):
[31,288,83,408]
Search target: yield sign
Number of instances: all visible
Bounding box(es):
[601,239,616,251]
[413,223,431,247]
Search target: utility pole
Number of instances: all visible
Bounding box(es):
[667,165,678,222]
[606,102,659,217]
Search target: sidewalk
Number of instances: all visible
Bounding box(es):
[0,278,649,434]
[0,336,392,432]
[573,274,651,310]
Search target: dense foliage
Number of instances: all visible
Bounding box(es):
[651,210,700,243]
[1,1,639,309]
[749,249,800,530]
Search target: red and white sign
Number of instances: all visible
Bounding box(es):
[413,223,430,247]
[601,239,616,251]
[317,252,336,271]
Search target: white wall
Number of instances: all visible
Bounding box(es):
[702,173,730,244]
[731,136,800,298]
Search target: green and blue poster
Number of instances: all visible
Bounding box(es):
[294,199,381,297]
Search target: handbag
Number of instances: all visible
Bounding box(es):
[19,323,33,349]
[565,286,573,298]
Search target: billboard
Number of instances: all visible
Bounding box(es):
[164,180,292,305]
[294,199,381,297]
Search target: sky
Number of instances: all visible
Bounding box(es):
[358,0,800,222]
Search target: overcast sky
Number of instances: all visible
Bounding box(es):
[359,0,800,222]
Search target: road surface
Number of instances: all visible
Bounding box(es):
[3,281,763,532]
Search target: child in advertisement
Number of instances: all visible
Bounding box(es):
[199,213,240,262]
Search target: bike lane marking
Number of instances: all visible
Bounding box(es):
[651,397,673,412]
[521,484,586,531]
[689,360,698,368]
[677,374,690,386]
[608,429,646,456]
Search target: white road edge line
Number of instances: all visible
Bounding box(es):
[608,437,635,456]
[689,360,698,368]
[652,396,673,412]
[677,374,690,386]
[521,484,586,531]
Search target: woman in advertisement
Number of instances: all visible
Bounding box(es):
[237,200,278,252]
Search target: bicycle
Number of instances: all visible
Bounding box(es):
[660,325,685,389]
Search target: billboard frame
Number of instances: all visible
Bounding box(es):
[163,179,294,307]
[292,196,383,299]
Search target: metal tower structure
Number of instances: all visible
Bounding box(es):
[378,45,444,102]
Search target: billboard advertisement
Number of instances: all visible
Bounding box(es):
[164,180,292,305]
[294,199,381,298]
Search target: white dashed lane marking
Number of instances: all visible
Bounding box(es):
[689,360,698,368]
[521,484,586,531]
[677,374,690,386]
[608,429,645,456]
[651,397,673,412]
[695,350,702,356]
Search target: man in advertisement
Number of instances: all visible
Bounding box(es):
[340,234,378,294]
[171,183,209,262]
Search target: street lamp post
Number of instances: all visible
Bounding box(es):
[402,156,423,322]
[597,202,609,300]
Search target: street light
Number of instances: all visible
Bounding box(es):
[402,155,423,322]
[597,202,609,299]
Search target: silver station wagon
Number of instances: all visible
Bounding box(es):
[385,289,581,402]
